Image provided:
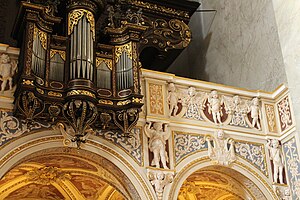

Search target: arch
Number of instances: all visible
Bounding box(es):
[0,129,153,200]
[168,157,277,200]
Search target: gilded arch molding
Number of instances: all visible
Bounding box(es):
[0,131,153,200]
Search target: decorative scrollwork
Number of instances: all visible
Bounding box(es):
[174,132,207,164]
[235,141,268,176]
[127,0,190,18]
[142,19,191,51]
[0,111,51,146]
[68,9,95,40]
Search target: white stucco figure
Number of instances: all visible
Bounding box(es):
[144,122,170,169]
[167,83,179,116]
[0,54,17,92]
[208,90,223,124]
[267,139,284,184]
[206,129,236,166]
[249,97,262,130]
[147,170,173,200]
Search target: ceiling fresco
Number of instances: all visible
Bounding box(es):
[178,166,265,200]
[0,152,126,200]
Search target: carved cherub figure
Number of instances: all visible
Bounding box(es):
[249,97,261,130]
[208,90,223,124]
[206,129,236,166]
[167,83,179,116]
[181,86,206,120]
[0,54,17,92]
[148,171,173,200]
[144,122,170,169]
[267,139,284,184]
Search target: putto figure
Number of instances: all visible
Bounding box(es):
[208,90,223,124]
[0,54,17,92]
[167,83,179,116]
[267,139,284,184]
[206,129,236,166]
[144,122,170,169]
[147,171,173,200]
[249,97,262,130]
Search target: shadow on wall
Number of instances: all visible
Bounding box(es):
[167,9,215,81]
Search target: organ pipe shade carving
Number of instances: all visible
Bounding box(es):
[96,58,112,89]
[69,13,94,80]
[50,50,65,82]
[31,26,47,78]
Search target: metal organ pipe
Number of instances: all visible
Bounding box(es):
[116,51,133,91]
[69,11,94,81]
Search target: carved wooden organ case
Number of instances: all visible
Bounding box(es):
[12,0,198,146]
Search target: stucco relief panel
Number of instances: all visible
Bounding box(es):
[283,137,300,199]
[173,131,207,165]
[149,83,164,115]
[235,141,268,177]
[277,96,293,132]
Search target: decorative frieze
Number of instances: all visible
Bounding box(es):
[182,87,206,121]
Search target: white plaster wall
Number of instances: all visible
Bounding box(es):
[169,0,287,92]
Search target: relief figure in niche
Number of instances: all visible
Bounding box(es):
[0,54,17,92]
[267,139,284,184]
[208,90,223,124]
[144,122,170,169]
[167,83,180,116]
[249,97,262,130]
[182,86,205,120]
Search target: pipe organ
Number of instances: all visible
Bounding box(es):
[12,0,197,147]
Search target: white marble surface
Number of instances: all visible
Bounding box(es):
[272,0,300,128]
[169,0,287,92]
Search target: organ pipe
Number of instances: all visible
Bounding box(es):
[68,11,94,81]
